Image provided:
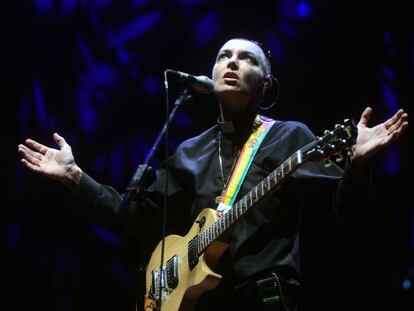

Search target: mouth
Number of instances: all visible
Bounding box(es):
[223,72,239,80]
[223,72,239,85]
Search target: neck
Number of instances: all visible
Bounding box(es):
[218,110,259,147]
[219,100,258,124]
[219,108,257,129]
[217,90,262,122]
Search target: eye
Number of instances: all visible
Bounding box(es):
[217,52,229,60]
[240,53,257,64]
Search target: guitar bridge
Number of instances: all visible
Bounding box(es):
[150,270,160,300]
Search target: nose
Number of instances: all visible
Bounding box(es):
[227,55,238,70]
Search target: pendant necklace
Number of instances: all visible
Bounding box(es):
[215,131,241,204]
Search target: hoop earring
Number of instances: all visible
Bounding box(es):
[259,75,279,110]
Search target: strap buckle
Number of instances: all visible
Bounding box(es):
[255,272,282,306]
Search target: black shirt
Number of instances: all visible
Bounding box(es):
[76,116,371,310]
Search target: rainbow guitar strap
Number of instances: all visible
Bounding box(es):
[216,115,275,216]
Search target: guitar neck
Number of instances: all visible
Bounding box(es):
[197,138,320,254]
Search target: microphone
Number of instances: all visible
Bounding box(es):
[166,69,214,94]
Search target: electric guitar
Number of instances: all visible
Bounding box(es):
[144,119,357,311]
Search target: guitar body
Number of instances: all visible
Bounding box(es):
[144,208,229,311]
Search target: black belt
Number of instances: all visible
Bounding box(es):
[235,272,290,311]
[255,272,284,306]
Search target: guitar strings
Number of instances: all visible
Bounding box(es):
[152,137,323,272]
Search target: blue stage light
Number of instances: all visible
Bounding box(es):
[117,47,131,65]
[297,2,311,18]
[130,0,151,8]
[76,86,97,133]
[33,0,54,15]
[264,31,286,64]
[108,11,163,47]
[93,153,106,174]
[60,0,77,15]
[382,146,401,177]
[89,63,120,88]
[382,66,396,83]
[110,145,126,186]
[111,261,133,284]
[278,0,312,19]
[380,82,399,111]
[91,223,120,246]
[142,76,161,98]
[177,0,208,4]
[33,80,49,131]
[193,11,220,46]
[403,279,412,290]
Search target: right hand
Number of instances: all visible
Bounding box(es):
[18,133,82,187]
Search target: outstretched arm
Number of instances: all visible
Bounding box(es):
[17,133,82,189]
[18,133,132,230]
[332,107,408,223]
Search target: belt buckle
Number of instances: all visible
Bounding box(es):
[255,272,281,306]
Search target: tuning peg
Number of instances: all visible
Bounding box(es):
[335,153,344,162]
[347,148,354,157]
[324,159,332,167]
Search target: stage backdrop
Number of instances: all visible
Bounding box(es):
[2,1,412,310]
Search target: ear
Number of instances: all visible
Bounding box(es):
[262,75,273,95]
[264,75,273,84]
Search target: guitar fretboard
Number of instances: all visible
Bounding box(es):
[192,118,357,255]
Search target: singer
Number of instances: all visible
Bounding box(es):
[18,38,408,310]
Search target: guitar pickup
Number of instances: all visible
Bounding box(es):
[166,255,179,289]
[188,236,199,270]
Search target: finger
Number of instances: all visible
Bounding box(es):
[390,121,409,142]
[358,107,373,127]
[383,109,405,130]
[53,133,68,149]
[21,158,43,173]
[18,145,42,166]
[25,139,49,155]
[383,120,408,146]
[18,144,42,162]
[387,112,408,133]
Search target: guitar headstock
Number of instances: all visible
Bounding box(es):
[302,119,358,163]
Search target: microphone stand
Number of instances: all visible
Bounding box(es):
[119,88,193,311]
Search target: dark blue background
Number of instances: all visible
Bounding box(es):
[2,0,413,310]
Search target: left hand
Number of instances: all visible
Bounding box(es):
[352,107,408,165]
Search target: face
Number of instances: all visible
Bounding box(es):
[212,39,269,115]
